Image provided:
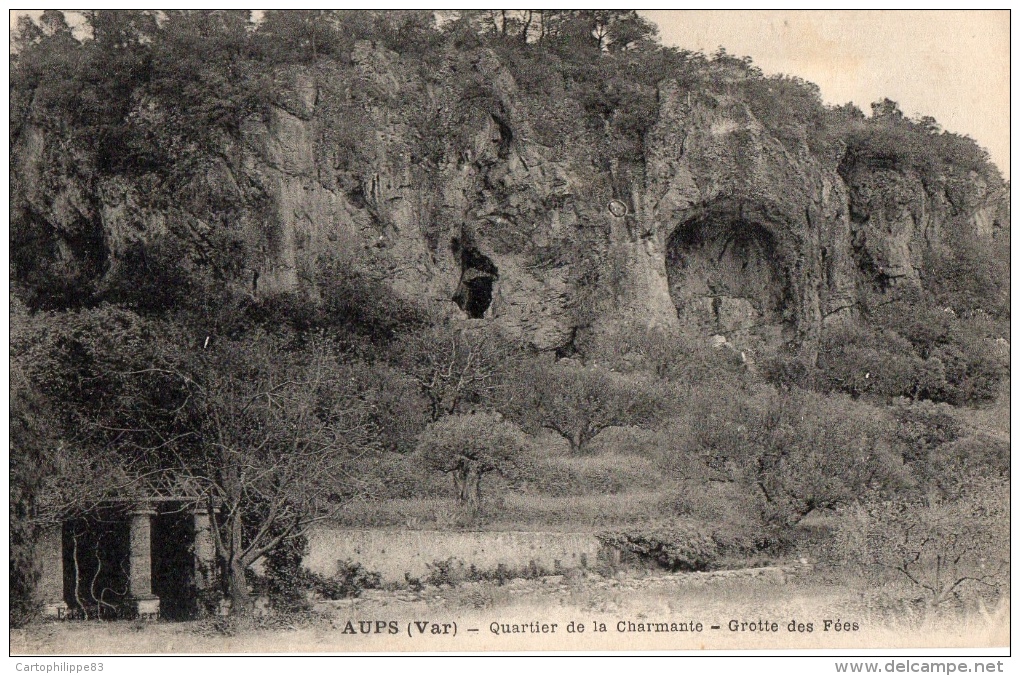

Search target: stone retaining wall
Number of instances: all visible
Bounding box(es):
[305,529,603,583]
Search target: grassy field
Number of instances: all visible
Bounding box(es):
[334,491,670,530]
[11,570,1009,653]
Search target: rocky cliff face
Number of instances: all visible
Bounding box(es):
[840,161,1009,292]
[646,79,858,355]
[12,42,1008,357]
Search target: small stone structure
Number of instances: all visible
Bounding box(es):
[40,500,217,621]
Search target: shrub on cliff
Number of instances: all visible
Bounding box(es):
[766,301,1008,407]
[842,99,998,183]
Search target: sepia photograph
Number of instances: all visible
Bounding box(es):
[7,8,1010,664]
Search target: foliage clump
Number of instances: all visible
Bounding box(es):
[416,412,533,510]
[597,524,717,572]
[309,560,383,600]
[832,477,1008,606]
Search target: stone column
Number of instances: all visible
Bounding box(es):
[39,526,67,619]
[127,506,160,619]
[192,507,217,593]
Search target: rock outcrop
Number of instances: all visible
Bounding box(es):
[11,42,1008,357]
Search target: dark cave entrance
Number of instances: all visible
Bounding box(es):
[452,240,498,319]
[665,214,791,345]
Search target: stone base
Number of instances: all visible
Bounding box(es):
[128,595,161,620]
[41,600,68,620]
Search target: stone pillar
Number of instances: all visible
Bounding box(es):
[127,506,160,619]
[39,526,67,619]
[192,507,217,593]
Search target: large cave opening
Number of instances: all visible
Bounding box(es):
[452,239,498,319]
[666,214,791,347]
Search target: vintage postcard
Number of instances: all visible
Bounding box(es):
[8,9,1010,662]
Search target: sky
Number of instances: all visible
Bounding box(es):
[644,10,1010,179]
[10,10,1011,179]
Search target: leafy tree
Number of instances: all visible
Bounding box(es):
[589,10,657,52]
[871,97,906,122]
[783,297,1008,406]
[17,307,379,615]
[922,234,1010,322]
[149,332,379,613]
[259,10,325,63]
[743,390,910,526]
[670,386,910,528]
[508,360,667,454]
[415,412,532,510]
[314,258,430,347]
[10,302,173,621]
[346,360,430,455]
[10,14,46,54]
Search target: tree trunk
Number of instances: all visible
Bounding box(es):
[571,429,586,455]
[226,555,251,615]
[452,462,482,512]
[224,505,252,616]
[453,463,470,504]
[466,467,482,513]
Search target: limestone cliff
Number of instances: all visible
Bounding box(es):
[11,42,1008,357]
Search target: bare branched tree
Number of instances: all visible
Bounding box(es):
[140,332,379,613]
[844,478,1009,605]
[19,308,380,615]
[394,323,518,422]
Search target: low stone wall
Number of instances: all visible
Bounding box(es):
[305,529,603,583]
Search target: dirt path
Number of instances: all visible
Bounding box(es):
[12,567,1008,653]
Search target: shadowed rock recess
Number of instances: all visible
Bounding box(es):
[11,40,1008,357]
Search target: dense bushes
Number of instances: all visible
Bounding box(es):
[521,452,662,497]
[831,477,1008,605]
[310,560,383,600]
[598,524,717,572]
[261,535,313,613]
[841,99,1000,184]
[665,483,773,556]
[763,298,1008,407]
[662,384,910,528]
[255,552,383,611]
